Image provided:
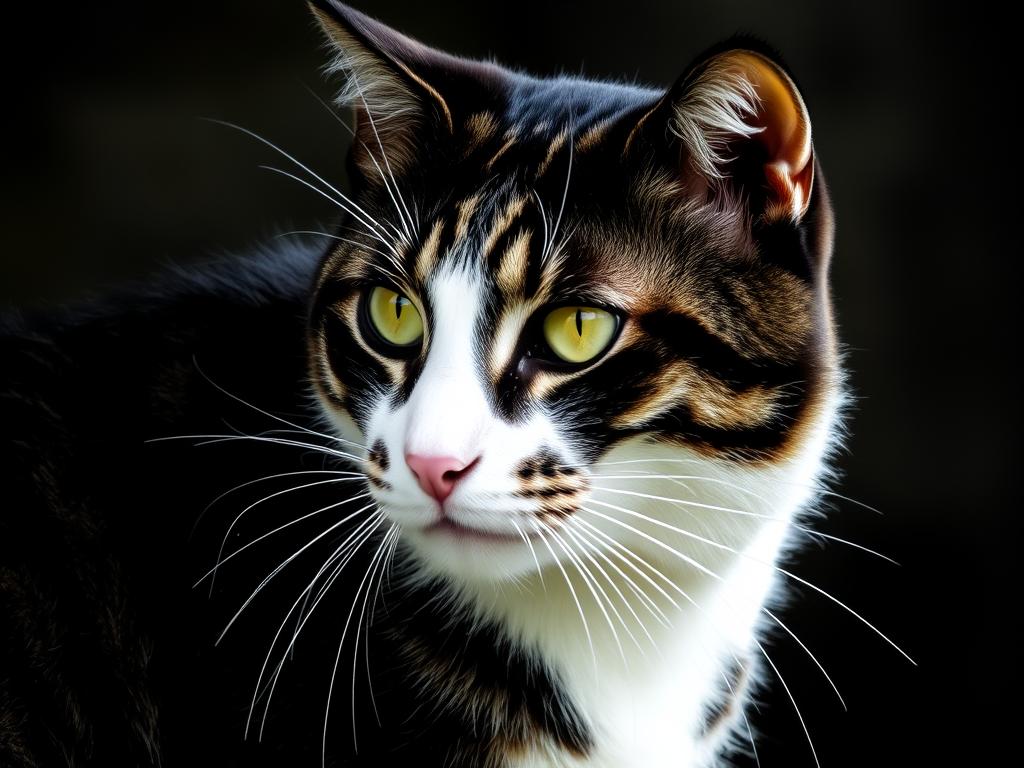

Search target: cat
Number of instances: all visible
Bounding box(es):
[0,1,851,766]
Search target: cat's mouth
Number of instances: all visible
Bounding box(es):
[421,517,528,544]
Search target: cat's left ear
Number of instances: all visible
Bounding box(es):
[309,1,500,181]
[658,45,815,223]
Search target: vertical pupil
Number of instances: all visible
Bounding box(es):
[393,296,403,321]
[575,308,583,337]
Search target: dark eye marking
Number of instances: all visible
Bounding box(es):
[638,310,770,386]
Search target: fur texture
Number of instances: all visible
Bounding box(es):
[0,2,842,766]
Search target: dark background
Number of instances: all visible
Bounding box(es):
[1,1,1012,765]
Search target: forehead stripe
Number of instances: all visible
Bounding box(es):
[481,195,528,261]
[454,194,481,242]
[414,219,444,284]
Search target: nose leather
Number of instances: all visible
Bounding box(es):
[405,454,477,503]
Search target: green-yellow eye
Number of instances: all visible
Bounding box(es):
[542,305,618,364]
[366,286,424,348]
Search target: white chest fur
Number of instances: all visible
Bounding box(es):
[465,409,837,768]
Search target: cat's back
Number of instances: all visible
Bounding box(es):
[0,241,322,767]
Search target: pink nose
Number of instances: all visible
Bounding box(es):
[405,454,478,503]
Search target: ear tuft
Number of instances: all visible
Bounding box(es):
[671,49,814,222]
[669,59,764,180]
[308,1,455,179]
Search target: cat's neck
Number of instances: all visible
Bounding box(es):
[447,434,835,767]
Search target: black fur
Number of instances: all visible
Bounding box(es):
[2,2,833,765]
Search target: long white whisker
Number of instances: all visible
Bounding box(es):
[529,520,596,671]
[189,361,369,452]
[323,522,397,762]
[303,84,415,241]
[586,457,883,515]
[192,469,361,537]
[351,526,400,746]
[543,521,627,662]
[273,230,401,264]
[511,519,545,590]
[153,432,361,463]
[753,636,821,768]
[217,501,377,645]
[364,528,400,729]
[763,607,846,710]
[347,76,417,240]
[590,475,897,564]
[562,524,648,653]
[586,498,915,664]
[250,511,385,739]
[202,485,371,590]
[257,165,402,258]
[574,517,678,623]
[204,118,401,245]
[547,126,573,261]
[569,520,668,638]
[590,484,765,519]
[582,504,719,580]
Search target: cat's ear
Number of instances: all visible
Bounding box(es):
[309,1,499,182]
[657,45,814,223]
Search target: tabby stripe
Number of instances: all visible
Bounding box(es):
[534,127,568,179]
[454,194,481,243]
[575,118,614,153]
[414,219,444,284]
[481,195,528,262]
[485,130,519,171]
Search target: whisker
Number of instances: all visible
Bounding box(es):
[190,361,369,453]
[303,83,416,241]
[593,475,897,565]
[346,75,418,241]
[573,517,678,624]
[568,520,669,635]
[546,126,574,262]
[192,468,360,537]
[203,118,402,247]
[587,457,883,515]
[585,498,915,664]
[562,524,649,652]
[511,519,546,590]
[202,485,371,591]
[351,526,400,745]
[529,520,597,672]
[217,501,378,645]
[547,523,630,662]
[363,528,400,729]
[322,522,397,761]
[753,636,821,768]
[153,432,361,463]
[250,511,385,739]
[258,165,402,259]
[763,607,846,711]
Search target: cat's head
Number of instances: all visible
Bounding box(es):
[306,1,839,585]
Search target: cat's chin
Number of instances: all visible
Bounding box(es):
[399,520,550,583]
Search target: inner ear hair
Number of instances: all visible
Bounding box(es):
[671,49,814,223]
[309,1,452,177]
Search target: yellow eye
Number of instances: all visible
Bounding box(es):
[542,306,618,364]
[366,286,424,348]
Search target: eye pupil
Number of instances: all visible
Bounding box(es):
[542,305,618,365]
[366,286,424,351]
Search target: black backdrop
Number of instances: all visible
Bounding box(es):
[1,1,1013,765]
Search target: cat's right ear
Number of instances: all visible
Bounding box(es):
[309,1,500,183]
[632,42,816,226]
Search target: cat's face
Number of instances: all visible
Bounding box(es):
[307,3,836,584]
